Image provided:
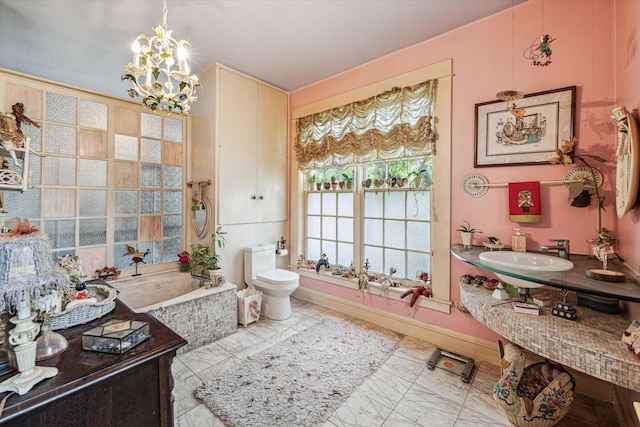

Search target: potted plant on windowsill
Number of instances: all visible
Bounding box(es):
[305,174,317,191]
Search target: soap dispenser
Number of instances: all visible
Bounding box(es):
[512,229,526,252]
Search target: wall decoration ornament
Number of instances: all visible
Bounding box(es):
[475,86,576,167]
[610,106,640,218]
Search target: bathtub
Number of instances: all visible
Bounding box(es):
[114,271,238,353]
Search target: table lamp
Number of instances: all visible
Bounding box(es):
[0,231,69,395]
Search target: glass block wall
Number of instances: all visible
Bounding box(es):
[2,77,187,276]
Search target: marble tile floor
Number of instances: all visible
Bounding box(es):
[173,297,619,427]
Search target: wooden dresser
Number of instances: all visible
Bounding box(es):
[0,299,186,426]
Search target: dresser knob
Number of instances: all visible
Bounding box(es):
[251,195,256,200]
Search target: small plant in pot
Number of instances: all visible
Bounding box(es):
[305,174,317,191]
[457,220,480,249]
[190,226,227,278]
[342,172,353,190]
[409,169,428,188]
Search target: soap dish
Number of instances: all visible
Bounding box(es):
[483,241,505,250]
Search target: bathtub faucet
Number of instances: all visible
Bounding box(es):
[192,274,215,289]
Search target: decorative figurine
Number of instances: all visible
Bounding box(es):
[315,253,330,273]
[123,244,150,276]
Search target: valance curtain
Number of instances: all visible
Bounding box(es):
[294,79,437,170]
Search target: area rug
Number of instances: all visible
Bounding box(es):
[195,319,402,427]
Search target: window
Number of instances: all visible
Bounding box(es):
[291,60,452,312]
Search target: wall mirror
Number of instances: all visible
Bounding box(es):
[188,180,212,239]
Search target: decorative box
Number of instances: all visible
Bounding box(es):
[82,319,150,354]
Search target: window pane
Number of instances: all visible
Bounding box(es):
[163,215,181,238]
[79,190,107,216]
[407,221,430,251]
[137,241,159,265]
[384,248,405,278]
[44,124,76,155]
[164,191,182,214]
[364,245,383,273]
[163,239,180,263]
[365,192,383,218]
[164,118,183,142]
[321,217,336,241]
[307,216,321,238]
[5,188,40,218]
[140,164,161,188]
[307,193,321,215]
[46,92,77,125]
[44,156,76,185]
[408,251,430,280]
[114,217,138,242]
[364,218,383,246]
[337,218,353,242]
[321,193,336,215]
[337,193,353,217]
[141,138,162,163]
[141,113,162,138]
[337,242,353,267]
[79,159,107,186]
[115,190,138,215]
[45,220,75,248]
[321,240,336,265]
[407,191,430,220]
[385,191,405,219]
[79,100,107,130]
[163,166,182,189]
[79,218,107,246]
[141,191,161,214]
[307,239,321,261]
[115,134,139,161]
[384,220,405,248]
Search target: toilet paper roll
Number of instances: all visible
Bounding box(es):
[277,249,288,256]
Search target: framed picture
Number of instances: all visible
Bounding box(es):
[474,86,576,167]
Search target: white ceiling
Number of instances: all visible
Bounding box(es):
[0,0,525,99]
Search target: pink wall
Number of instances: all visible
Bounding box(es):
[291,0,639,418]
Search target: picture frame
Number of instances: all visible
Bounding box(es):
[474,86,576,167]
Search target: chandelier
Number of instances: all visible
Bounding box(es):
[121,0,200,114]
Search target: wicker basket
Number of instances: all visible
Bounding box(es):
[50,284,117,330]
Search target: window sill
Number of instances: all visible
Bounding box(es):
[294,267,451,313]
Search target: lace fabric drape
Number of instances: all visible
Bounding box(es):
[295,79,437,170]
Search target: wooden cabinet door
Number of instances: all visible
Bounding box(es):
[218,68,258,225]
[257,84,288,223]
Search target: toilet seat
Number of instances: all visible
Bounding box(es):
[256,269,299,286]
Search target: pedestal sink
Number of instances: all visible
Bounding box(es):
[478,251,574,288]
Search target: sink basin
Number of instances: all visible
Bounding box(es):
[478,251,574,289]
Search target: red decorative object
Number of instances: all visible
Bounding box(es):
[400,285,433,307]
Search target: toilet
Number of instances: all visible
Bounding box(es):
[244,244,299,320]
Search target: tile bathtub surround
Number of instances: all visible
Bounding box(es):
[173,298,619,426]
[150,286,238,354]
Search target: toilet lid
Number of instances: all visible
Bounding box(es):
[257,269,299,285]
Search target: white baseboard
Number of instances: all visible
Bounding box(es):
[293,286,616,403]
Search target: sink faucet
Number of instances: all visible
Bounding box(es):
[540,239,570,259]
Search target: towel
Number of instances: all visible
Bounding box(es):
[509,182,541,223]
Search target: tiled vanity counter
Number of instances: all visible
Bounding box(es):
[459,281,640,392]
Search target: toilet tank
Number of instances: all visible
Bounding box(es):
[244,244,276,283]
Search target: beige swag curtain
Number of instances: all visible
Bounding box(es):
[294,79,437,170]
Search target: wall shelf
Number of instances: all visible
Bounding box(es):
[451,244,640,303]
[0,136,30,193]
